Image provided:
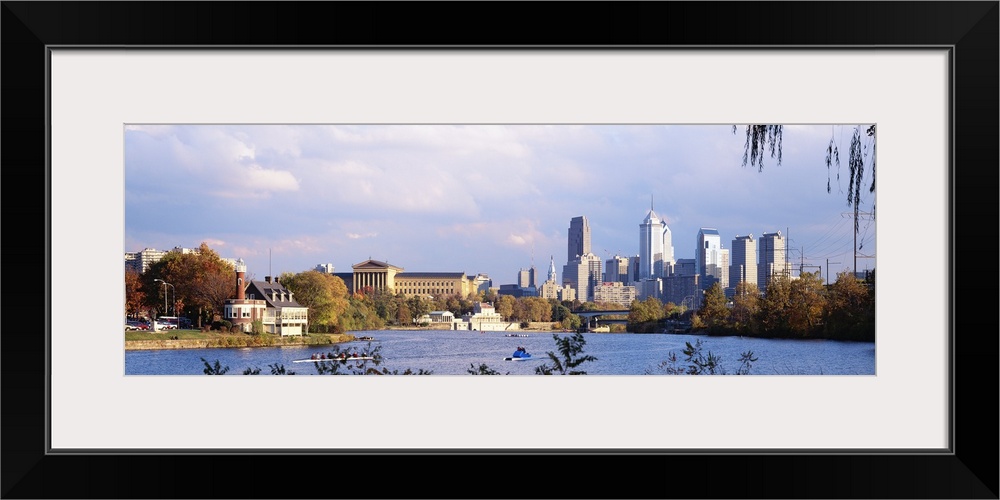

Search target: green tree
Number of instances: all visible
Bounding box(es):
[551,301,572,323]
[406,295,430,323]
[250,319,265,336]
[534,332,598,375]
[339,294,385,331]
[367,288,398,324]
[697,282,730,332]
[560,313,582,330]
[627,296,664,333]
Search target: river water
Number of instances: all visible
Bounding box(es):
[124,330,876,375]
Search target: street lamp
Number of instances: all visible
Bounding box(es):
[153,279,174,331]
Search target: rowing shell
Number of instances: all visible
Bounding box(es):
[293,356,374,363]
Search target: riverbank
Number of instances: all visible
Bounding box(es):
[125,332,356,350]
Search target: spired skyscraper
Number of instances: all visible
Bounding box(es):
[547,255,558,284]
[638,201,674,280]
[567,216,591,261]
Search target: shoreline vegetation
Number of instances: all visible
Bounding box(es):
[125,244,874,351]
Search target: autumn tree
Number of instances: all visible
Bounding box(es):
[144,242,234,324]
[481,288,499,305]
[124,269,147,318]
[527,297,553,322]
[494,294,515,320]
[757,274,792,335]
[510,297,529,322]
[662,301,685,319]
[730,281,760,333]
[786,271,827,336]
[278,270,350,332]
[824,270,875,341]
[395,302,412,326]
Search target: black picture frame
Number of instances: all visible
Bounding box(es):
[3,2,997,498]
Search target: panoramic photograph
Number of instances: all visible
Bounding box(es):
[124,124,876,376]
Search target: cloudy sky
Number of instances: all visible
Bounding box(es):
[124,124,876,285]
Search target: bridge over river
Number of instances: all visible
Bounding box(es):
[571,309,630,329]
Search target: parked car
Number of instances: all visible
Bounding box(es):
[153,316,177,331]
[125,320,150,331]
[154,317,179,331]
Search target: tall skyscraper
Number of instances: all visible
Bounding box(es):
[638,203,674,279]
[562,252,602,303]
[567,216,591,262]
[758,231,790,292]
[729,234,758,290]
[696,228,729,289]
[517,266,537,289]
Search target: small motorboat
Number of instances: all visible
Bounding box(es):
[504,347,533,361]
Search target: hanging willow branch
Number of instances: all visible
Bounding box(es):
[734,124,783,172]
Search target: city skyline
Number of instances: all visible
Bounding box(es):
[125,124,876,286]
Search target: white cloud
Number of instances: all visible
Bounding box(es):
[346,232,377,240]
